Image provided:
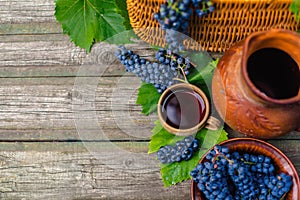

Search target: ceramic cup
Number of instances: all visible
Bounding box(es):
[157,83,220,136]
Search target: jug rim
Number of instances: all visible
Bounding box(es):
[242,29,300,105]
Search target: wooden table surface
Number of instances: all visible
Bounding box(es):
[0,1,299,199]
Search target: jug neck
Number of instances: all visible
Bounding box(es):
[241,29,300,105]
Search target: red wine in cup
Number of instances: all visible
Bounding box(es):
[161,87,206,129]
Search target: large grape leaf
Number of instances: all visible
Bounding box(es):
[55,0,126,52]
[136,83,161,115]
[115,0,132,30]
[290,0,300,22]
[160,128,228,187]
[184,58,219,99]
[187,59,219,89]
[148,120,185,154]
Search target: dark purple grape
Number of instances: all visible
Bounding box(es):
[157,136,199,164]
[115,46,185,93]
[153,0,215,52]
[191,146,293,200]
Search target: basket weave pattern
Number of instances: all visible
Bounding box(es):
[127,0,300,52]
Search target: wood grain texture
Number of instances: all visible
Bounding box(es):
[0,141,298,199]
[0,0,299,199]
[0,0,56,24]
[0,142,191,200]
[0,75,298,141]
[0,35,86,67]
[0,76,155,140]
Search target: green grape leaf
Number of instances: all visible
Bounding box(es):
[184,51,212,69]
[115,0,132,30]
[187,58,219,87]
[160,151,201,187]
[159,128,228,187]
[290,0,300,22]
[136,83,161,115]
[55,0,127,52]
[185,58,219,98]
[148,120,186,154]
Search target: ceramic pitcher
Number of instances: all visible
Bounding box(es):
[212,29,300,139]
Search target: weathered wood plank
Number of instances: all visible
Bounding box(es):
[0,35,86,67]
[0,2,61,35]
[0,23,62,35]
[0,76,154,140]
[0,33,68,43]
[0,34,137,77]
[225,126,300,140]
[0,0,56,24]
[0,34,161,78]
[0,64,126,77]
[0,65,80,78]
[0,76,298,141]
[0,142,191,200]
[0,141,298,199]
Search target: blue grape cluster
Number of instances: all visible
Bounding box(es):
[153,0,214,52]
[115,46,192,93]
[157,136,199,164]
[155,48,192,76]
[190,146,293,200]
[194,0,215,17]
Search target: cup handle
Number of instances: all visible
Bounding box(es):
[204,116,221,131]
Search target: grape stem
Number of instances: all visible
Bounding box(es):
[215,154,234,165]
[172,65,189,83]
[212,149,234,165]
[213,149,257,166]
[173,77,188,83]
[178,66,188,82]
[167,0,180,13]
[280,192,287,200]
[242,160,256,165]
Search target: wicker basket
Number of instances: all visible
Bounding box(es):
[127,0,300,52]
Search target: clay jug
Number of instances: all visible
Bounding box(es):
[212,29,300,139]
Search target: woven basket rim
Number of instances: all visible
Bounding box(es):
[127,0,299,52]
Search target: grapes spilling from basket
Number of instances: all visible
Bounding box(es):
[114,46,193,93]
[153,0,214,52]
[190,146,293,200]
[157,136,199,164]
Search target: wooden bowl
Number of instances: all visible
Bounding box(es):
[190,138,300,200]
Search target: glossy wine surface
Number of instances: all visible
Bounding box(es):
[161,87,206,129]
